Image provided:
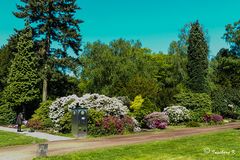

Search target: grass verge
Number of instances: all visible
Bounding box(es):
[35,129,240,160]
[0,130,46,148]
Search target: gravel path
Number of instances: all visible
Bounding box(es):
[0,126,73,141]
[0,122,239,160]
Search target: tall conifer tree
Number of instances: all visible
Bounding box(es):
[14,0,83,101]
[187,21,209,93]
[2,25,40,113]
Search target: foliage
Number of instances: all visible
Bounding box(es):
[214,57,240,88]
[144,112,169,129]
[31,100,54,129]
[211,88,240,119]
[14,0,83,101]
[175,92,212,111]
[1,26,40,112]
[26,119,43,130]
[130,95,144,111]
[87,109,105,135]
[163,106,190,124]
[34,130,240,160]
[174,92,212,122]
[133,98,159,127]
[223,19,240,56]
[0,104,16,125]
[0,30,21,92]
[185,121,201,127]
[187,21,209,93]
[80,39,159,100]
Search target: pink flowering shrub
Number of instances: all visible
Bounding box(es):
[88,110,135,136]
[203,113,223,124]
[144,112,169,129]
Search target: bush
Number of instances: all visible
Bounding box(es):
[31,100,53,129]
[133,98,159,127]
[130,95,144,111]
[88,109,105,136]
[186,121,201,127]
[49,94,130,132]
[26,119,43,130]
[163,106,190,124]
[0,104,16,125]
[88,114,135,136]
[144,112,169,129]
[212,88,240,119]
[174,92,212,121]
[203,113,223,124]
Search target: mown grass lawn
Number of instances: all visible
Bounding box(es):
[0,130,46,147]
[35,129,240,160]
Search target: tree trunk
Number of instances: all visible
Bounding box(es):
[42,78,47,102]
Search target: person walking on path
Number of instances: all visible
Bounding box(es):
[17,112,23,132]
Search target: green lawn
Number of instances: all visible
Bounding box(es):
[0,130,46,147]
[35,129,240,160]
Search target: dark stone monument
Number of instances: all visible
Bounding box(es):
[37,144,48,157]
[72,105,88,137]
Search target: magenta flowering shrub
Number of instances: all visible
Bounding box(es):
[144,112,169,129]
[203,113,223,124]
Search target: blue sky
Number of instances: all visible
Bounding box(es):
[0,0,239,55]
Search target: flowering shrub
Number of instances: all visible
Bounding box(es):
[89,115,135,136]
[144,112,169,129]
[49,94,129,132]
[163,106,190,124]
[203,113,223,124]
[26,119,43,130]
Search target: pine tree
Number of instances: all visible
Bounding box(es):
[14,0,83,101]
[2,25,40,112]
[187,21,209,93]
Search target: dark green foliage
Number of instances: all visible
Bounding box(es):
[14,0,83,101]
[0,104,16,125]
[1,27,40,117]
[80,39,159,100]
[187,21,209,93]
[31,100,53,129]
[0,31,21,92]
[48,75,80,99]
[223,19,240,56]
[186,121,201,127]
[155,54,187,108]
[175,92,212,122]
[214,56,240,88]
[211,88,240,119]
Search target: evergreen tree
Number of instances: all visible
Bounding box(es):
[187,21,209,93]
[14,0,83,101]
[2,25,40,114]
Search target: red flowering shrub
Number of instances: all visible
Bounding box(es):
[88,110,135,136]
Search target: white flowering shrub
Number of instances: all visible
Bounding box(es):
[163,106,190,124]
[49,94,129,131]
